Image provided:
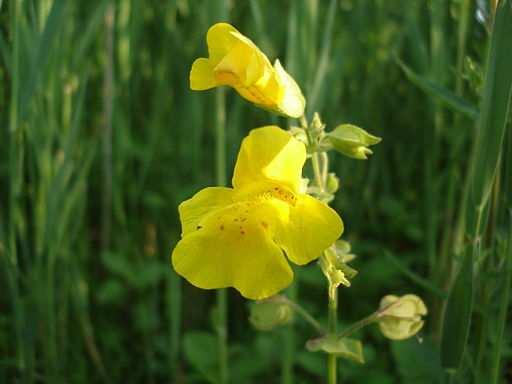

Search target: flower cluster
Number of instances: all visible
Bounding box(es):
[171,23,426,361]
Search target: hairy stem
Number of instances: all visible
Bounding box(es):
[215,88,229,384]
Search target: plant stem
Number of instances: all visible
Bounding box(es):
[311,152,325,191]
[8,0,24,376]
[490,214,512,384]
[281,283,297,384]
[279,296,326,334]
[304,114,339,383]
[328,287,338,384]
[338,314,377,339]
[215,88,229,384]
[102,2,114,250]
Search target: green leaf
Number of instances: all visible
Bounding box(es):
[465,0,512,231]
[397,59,479,120]
[392,338,443,384]
[384,251,447,299]
[19,0,68,120]
[443,1,512,374]
[441,251,474,372]
[183,331,218,384]
[306,335,365,364]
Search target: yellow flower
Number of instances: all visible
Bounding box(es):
[172,126,342,299]
[189,23,305,118]
[378,294,427,340]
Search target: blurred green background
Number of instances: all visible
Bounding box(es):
[1,0,511,383]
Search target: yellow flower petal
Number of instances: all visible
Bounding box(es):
[206,22,239,65]
[190,23,305,118]
[274,59,305,118]
[172,201,293,300]
[178,187,235,236]
[190,58,217,90]
[214,39,263,86]
[232,126,306,193]
[275,194,343,265]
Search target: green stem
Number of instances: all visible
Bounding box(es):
[490,215,512,384]
[328,288,338,384]
[215,88,228,384]
[338,314,377,339]
[311,153,325,191]
[279,296,326,334]
[8,0,24,376]
[304,114,339,383]
[281,283,297,384]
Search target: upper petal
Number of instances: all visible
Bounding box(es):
[178,187,235,236]
[190,58,217,90]
[274,194,343,265]
[213,39,265,88]
[206,23,240,66]
[172,200,293,300]
[232,126,306,193]
[274,59,306,118]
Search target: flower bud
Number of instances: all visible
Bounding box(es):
[311,112,325,133]
[325,124,381,160]
[326,173,340,194]
[378,294,427,340]
[249,296,293,331]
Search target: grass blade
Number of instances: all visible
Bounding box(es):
[397,59,479,120]
[490,213,512,384]
[440,250,473,372]
[466,0,512,229]
[19,0,67,120]
[442,0,512,375]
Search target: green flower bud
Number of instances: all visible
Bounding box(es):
[378,294,427,340]
[325,124,381,160]
[320,248,352,300]
[326,173,340,194]
[311,112,325,133]
[249,296,293,331]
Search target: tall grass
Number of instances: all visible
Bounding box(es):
[1,1,511,383]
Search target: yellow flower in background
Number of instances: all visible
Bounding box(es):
[190,23,305,118]
[172,126,342,299]
[378,294,427,340]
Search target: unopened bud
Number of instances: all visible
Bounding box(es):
[249,296,293,331]
[378,294,427,340]
[325,124,381,160]
[326,173,340,194]
[311,112,325,132]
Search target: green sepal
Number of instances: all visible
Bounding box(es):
[324,124,381,159]
[334,239,357,263]
[337,262,358,280]
[306,335,365,364]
